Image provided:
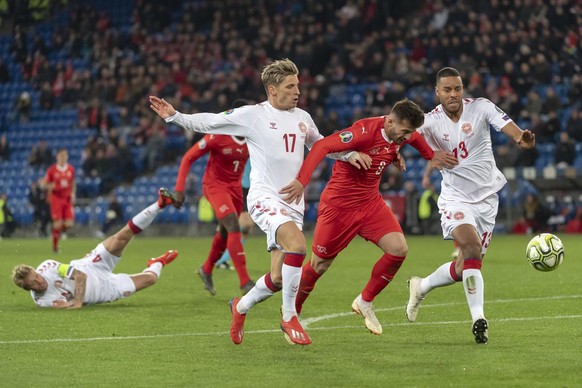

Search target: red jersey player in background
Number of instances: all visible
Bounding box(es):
[43,148,76,253]
[281,99,458,335]
[174,128,255,295]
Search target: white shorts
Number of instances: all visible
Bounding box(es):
[438,194,498,255]
[70,243,136,304]
[249,197,304,252]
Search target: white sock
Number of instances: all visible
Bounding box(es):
[237,274,274,314]
[144,262,162,278]
[420,261,457,294]
[281,263,301,321]
[131,202,163,231]
[462,268,485,321]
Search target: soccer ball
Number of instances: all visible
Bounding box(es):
[525,233,564,272]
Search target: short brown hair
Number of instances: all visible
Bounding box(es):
[11,264,35,290]
[391,99,425,129]
[260,58,299,93]
[436,67,461,84]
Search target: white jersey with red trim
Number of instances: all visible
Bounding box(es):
[166,101,323,215]
[417,98,513,203]
[31,259,75,307]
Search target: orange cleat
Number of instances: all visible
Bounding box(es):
[229,297,246,345]
[147,250,179,267]
[157,187,178,208]
[280,316,312,345]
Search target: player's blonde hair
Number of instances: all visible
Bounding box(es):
[11,264,35,289]
[261,58,299,94]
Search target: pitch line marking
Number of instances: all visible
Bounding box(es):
[1,294,581,345]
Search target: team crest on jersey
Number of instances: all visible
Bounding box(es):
[222,109,234,115]
[453,211,465,220]
[339,131,353,143]
[199,139,207,149]
[461,122,472,135]
[223,148,232,155]
[298,122,307,133]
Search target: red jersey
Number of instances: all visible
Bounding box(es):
[175,134,249,192]
[296,117,434,208]
[45,163,75,200]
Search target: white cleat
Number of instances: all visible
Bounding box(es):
[406,276,426,323]
[351,294,382,335]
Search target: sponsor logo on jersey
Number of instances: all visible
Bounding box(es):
[339,131,353,143]
[361,126,367,134]
[316,245,328,254]
[219,204,230,213]
[298,122,307,133]
[461,122,472,134]
[199,139,207,149]
[222,109,234,115]
[453,211,464,220]
[442,133,450,141]
[269,122,277,130]
[236,148,244,154]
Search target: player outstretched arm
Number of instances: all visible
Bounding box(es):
[51,269,87,309]
[501,122,536,149]
[174,136,212,208]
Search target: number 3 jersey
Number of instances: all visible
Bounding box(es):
[417,98,512,203]
[167,101,323,215]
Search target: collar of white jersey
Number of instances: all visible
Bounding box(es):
[263,100,295,112]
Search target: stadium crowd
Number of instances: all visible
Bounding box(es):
[0,0,581,234]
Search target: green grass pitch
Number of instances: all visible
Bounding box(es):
[0,234,580,387]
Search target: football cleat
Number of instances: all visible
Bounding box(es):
[352,294,382,335]
[405,276,426,323]
[147,250,179,267]
[280,316,312,345]
[197,266,216,296]
[229,297,246,345]
[157,187,178,208]
[240,280,255,295]
[472,318,489,344]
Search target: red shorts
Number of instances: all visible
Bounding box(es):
[312,197,403,259]
[50,196,74,222]
[203,184,242,220]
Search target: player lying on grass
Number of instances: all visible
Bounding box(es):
[280,99,458,335]
[11,188,179,309]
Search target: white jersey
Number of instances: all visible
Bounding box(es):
[167,101,323,215]
[31,260,75,307]
[418,98,512,203]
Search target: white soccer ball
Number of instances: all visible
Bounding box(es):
[525,233,564,272]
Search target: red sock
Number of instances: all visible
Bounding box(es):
[449,261,462,281]
[52,227,61,250]
[296,261,321,314]
[227,231,251,286]
[362,253,406,302]
[202,232,227,274]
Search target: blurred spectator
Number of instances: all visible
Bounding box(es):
[116,139,137,183]
[565,108,582,142]
[28,178,51,237]
[39,81,55,110]
[28,140,53,168]
[514,144,539,167]
[555,132,576,168]
[513,194,549,234]
[494,143,517,170]
[96,192,123,238]
[380,165,404,193]
[418,183,439,235]
[143,125,166,173]
[522,91,543,119]
[11,91,31,123]
[0,134,10,161]
[0,57,9,83]
[0,193,16,238]
[542,87,562,114]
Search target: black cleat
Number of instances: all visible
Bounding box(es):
[240,280,255,295]
[472,318,489,344]
[197,266,216,296]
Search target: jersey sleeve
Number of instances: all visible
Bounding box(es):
[57,263,74,279]
[480,99,513,132]
[304,114,323,149]
[296,125,368,187]
[175,134,212,192]
[166,106,254,137]
[405,131,435,160]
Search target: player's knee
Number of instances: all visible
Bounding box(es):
[312,258,332,275]
[270,272,283,287]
